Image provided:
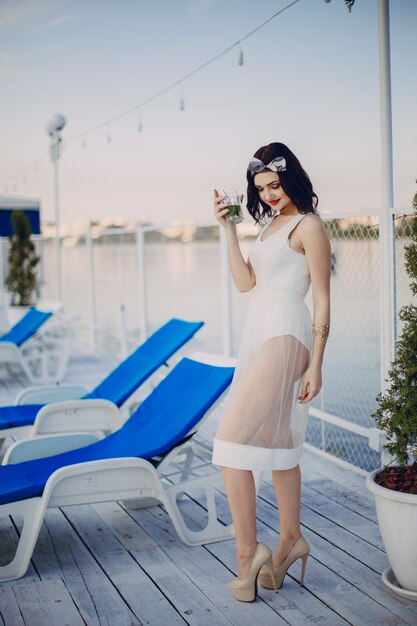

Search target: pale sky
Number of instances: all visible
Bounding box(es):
[1,0,416,226]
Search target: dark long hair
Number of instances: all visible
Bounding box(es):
[246,142,319,223]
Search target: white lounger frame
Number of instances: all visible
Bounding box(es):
[0,302,70,385]
[0,353,236,582]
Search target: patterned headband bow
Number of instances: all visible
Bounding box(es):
[247,156,287,177]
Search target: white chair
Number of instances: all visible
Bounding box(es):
[0,317,204,443]
[0,353,236,582]
[0,302,69,384]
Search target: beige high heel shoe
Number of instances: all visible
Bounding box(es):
[258,536,310,590]
[229,542,277,602]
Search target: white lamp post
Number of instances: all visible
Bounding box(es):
[46,114,66,302]
[324,0,395,391]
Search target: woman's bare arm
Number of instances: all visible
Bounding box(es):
[214,190,256,292]
[304,215,331,367]
[298,214,331,402]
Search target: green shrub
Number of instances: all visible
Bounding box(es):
[5,211,40,306]
[372,193,417,466]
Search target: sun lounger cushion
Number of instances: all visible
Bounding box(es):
[0,308,52,347]
[0,358,234,506]
[0,318,203,431]
[0,404,43,429]
[83,318,203,405]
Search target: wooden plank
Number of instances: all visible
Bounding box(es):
[97,501,287,626]
[12,579,84,626]
[302,475,378,523]
[204,500,410,626]
[132,546,235,626]
[63,503,186,626]
[171,471,417,626]
[259,478,382,550]
[300,448,375,498]
[258,481,387,572]
[33,508,141,626]
[80,502,240,625]
[163,443,417,623]
[0,587,24,626]
[231,483,417,624]
[300,483,383,547]
[253,485,417,623]
[123,499,351,626]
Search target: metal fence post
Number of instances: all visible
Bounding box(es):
[86,226,97,351]
[377,0,396,395]
[118,302,128,359]
[219,228,232,356]
[136,225,148,341]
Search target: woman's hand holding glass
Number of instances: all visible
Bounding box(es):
[214,189,244,228]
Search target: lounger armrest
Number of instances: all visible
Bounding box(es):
[35,301,63,314]
[0,342,20,364]
[31,399,123,437]
[3,432,100,464]
[15,384,88,405]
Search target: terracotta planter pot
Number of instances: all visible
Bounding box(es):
[367,468,417,595]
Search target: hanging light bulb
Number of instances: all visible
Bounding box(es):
[179,82,185,111]
[345,0,355,11]
[137,108,143,133]
[237,42,244,66]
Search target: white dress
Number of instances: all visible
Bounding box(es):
[212,213,313,471]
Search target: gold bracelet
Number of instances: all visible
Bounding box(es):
[312,323,330,338]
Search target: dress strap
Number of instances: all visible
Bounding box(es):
[284,213,306,238]
[259,213,307,243]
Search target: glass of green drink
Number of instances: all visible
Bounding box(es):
[221,186,244,225]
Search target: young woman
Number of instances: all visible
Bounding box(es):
[212,142,331,602]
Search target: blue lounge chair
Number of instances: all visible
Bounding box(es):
[0,353,235,581]
[0,304,64,383]
[0,307,52,346]
[0,318,203,441]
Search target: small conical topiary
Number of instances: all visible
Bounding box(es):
[372,192,417,469]
[5,210,40,306]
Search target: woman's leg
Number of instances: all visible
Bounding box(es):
[221,467,257,578]
[271,465,302,565]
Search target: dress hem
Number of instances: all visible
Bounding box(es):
[212,438,303,471]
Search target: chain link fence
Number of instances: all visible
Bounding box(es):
[29,210,414,472]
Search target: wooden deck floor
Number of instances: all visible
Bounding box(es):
[1,348,417,625]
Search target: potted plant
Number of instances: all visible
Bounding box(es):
[5,210,40,324]
[366,193,417,600]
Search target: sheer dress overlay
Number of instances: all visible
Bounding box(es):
[212,213,314,471]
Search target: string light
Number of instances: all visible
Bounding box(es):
[137,108,143,133]
[324,0,355,11]
[237,42,244,66]
[1,0,302,186]
[179,82,185,111]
